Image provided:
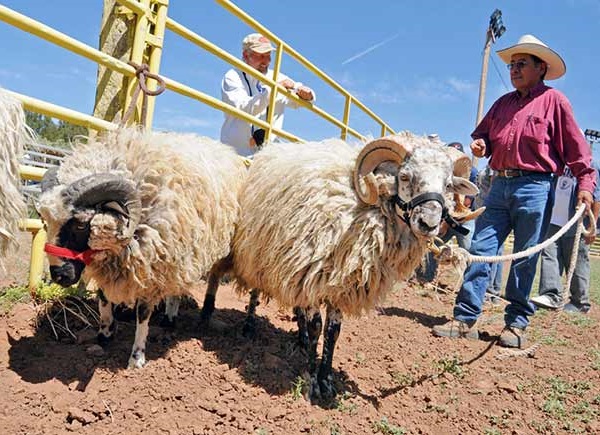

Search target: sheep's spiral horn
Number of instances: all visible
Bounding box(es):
[354,135,412,205]
[64,173,142,240]
[445,146,472,178]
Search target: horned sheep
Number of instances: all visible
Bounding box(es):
[37,128,246,368]
[0,89,32,268]
[204,132,479,401]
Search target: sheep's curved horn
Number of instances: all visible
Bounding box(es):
[445,146,471,179]
[41,166,60,193]
[354,135,412,205]
[64,173,142,240]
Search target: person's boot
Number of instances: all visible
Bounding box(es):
[499,326,527,348]
[432,319,478,340]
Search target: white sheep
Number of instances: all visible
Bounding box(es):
[208,132,478,401]
[37,128,246,368]
[0,89,33,268]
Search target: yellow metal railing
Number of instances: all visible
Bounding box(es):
[2,0,397,289]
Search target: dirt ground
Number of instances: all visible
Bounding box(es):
[1,235,600,435]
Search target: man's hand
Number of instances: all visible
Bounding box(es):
[577,190,593,212]
[296,86,314,101]
[278,78,295,89]
[470,139,486,158]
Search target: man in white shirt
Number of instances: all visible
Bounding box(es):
[531,162,600,314]
[220,33,315,156]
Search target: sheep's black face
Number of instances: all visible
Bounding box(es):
[49,216,92,287]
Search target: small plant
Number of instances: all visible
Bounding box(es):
[390,371,414,388]
[434,355,464,378]
[255,428,268,435]
[291,375,306,401]
[372,417,405,435]
[483,428,502,435]
[542,397,566,418]
[335,392,357,415]
[568,314,595,328]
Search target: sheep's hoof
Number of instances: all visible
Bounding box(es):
[241,318,256,339]
[309,374,337,403]
[159,316,176,329]
[97,332,113,347]
[198,310,212,331]
[127,350,146,369]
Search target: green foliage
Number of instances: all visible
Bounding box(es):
[0,285,30,314]
[290,376,306,401]
[434,355,464,378]
[372,417,405,435]
[35,281,86,302]
[25,110,87,147]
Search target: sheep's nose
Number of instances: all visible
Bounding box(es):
[412,202,443,236]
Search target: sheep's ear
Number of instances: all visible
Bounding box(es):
[449,176,479,196]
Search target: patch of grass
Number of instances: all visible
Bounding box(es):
[590,257,600,305]
[590,347,600,371]
[568,314,595,328]
[0,285,30,314]
[335,392,357,415]
[483,429,502,435]
[255,429,268,435]
[372,417,405,435]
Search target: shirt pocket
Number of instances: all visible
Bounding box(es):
[522,115,549,146]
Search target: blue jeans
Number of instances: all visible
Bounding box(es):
[417,219,475,282]
[487,244,504,296]
[454,174,555,329]
[538,224,591,311]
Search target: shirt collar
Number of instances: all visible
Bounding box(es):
[514,82,548,100]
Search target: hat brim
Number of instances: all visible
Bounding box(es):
[496,43,566,80]
[249,45,275,54]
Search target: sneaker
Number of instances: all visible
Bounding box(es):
[563,303,590,314]
[530,294,561,310]
[432,319,478,340]
[499,326,527,349]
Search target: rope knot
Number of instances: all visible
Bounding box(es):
[120,61,166,127]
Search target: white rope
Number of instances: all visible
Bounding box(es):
[469,204,589,264]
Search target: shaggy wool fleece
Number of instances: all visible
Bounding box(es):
[37,128,247,306]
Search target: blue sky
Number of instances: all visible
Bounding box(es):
[1,1,599,165]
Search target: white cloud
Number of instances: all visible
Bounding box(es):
[155,114,217,130]
[447,77,477,94]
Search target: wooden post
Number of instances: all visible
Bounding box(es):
[92,0,136,125]
[473,30,492,168]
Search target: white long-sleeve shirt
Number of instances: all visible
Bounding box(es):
[220,68,313,156]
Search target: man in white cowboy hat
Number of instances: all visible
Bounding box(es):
[433,34,596,348]
[220,33,315,156]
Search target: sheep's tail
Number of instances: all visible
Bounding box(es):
[0,89,35,266]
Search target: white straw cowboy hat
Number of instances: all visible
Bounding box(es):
[496,34,566,80]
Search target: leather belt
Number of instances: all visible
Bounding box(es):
[494,169,550,178]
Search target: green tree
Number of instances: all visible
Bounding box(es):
[25,111,87,147]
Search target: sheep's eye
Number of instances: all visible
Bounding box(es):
[399,174,410,182]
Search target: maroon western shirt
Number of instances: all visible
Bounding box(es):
[472,82,596,193]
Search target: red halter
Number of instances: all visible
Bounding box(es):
[44,243,98,266]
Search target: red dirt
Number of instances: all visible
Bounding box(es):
[1,237,600,434]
